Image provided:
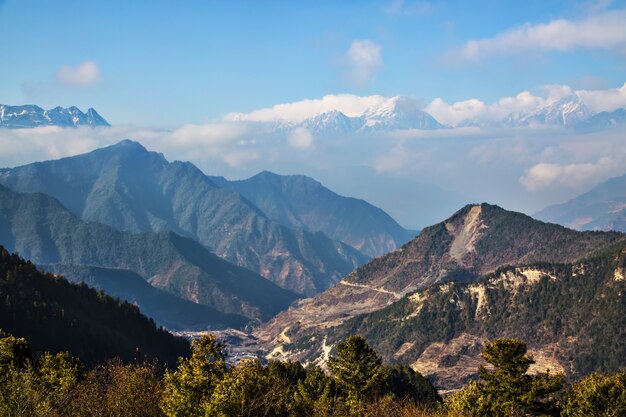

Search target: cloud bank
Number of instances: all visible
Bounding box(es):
[225,94,391,123]
[450,8,626,63]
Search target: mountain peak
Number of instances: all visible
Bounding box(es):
[0,104,110,128]
[113,139,146,149]
[361,96,444,130]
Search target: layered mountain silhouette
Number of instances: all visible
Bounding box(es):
[0,184,297,325]
[210,171,415,257]
[44,265,248,331]
[535,172,626,232]
[0,246,190,365]
[0,140,367,295]
[253,204,626,382]
[0,104,110,128]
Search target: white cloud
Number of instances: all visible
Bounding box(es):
[228,81,626,129]
[287,127,314,149]
[450,9,626,62]
[56,61,100,87]
[426,91,546,126]
[225,94,391,123]
[426,98,487,126]
[520,131,626,191]
[168,122,251,150]
[344,40,383,85]
[577,82,626,112]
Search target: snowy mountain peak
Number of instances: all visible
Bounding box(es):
[299,110,364,134]
[361,96,444,130]
[509,94,592,127]
[0,104,110,128]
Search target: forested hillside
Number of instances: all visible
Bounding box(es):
[0,246,189,365]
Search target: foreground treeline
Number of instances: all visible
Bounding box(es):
[1,331,625,417]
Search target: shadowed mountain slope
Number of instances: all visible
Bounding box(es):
[43,265,248,331]
[0,184,297,323]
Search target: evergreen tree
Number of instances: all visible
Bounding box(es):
[446,338,563,416]
[562,370,626,417]
[205,359,290,417]
[327,335,384,413]
[161,334,227,417]
[292,365,337,417]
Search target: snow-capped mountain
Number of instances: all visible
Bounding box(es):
[500,94,592,127]
[299,110,365,135]
[285,96,444,135]
[360,96,444,130]
[0,105,110,128]
[575,108,626,129]
[455,94,596,129]
[226,93,624,135]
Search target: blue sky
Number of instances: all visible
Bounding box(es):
[1,0,626,227]
[2,0,625,126]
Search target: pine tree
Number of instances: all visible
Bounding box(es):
[446,338,563,416]
[327,335,383,413]
[161,334,227,417]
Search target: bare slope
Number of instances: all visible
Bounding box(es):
[253,203,625,369]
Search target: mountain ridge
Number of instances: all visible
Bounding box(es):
[0,140,367,296]
[0,104,110,128]
[210,170,416,257]
[0,183,298,324]
[249,203,626,371]
[534,172,626,233]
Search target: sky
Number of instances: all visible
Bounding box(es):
[1,0,626,228]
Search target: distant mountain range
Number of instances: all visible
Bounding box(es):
[0,140,368,296]
[3,98,624,133]
[0,104,109,128]
[232,95,626,133]
[251,204,626,388]
[0,184,298,327]
[535,172,626,232]
[209,171,415,257]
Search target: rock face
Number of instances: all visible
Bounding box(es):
[0,184,298,325]
[210,171,415,258]
[0,140,367,296]
[0,104,110,128]
[251,204,625,387]
[535,172,626,233]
